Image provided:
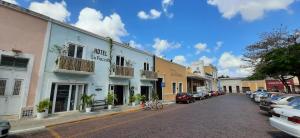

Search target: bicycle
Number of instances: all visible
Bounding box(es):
[144,100,163,110]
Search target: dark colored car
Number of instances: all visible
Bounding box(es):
[176,93,195,104]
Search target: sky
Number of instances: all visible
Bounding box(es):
[4,0,300,77]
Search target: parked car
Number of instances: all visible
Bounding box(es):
[272,95,300,105]
[260,94,285,114]
[270,106,300,137]
[255,92,279,103]
[192,91,205,100]
[0,120,10,137]
[254,92,268,102]
[246,91,252,97]
[271,96,300,109]
[176,93,195,104]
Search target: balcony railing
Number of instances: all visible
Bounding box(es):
[141,70,158,80]
[110,65,134,78]
[56,56,95,74]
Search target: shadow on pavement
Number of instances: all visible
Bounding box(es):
[267,131,296,138]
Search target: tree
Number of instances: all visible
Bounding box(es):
[244,27,300,93]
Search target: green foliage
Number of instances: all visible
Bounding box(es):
[106,92,117,105]
[140,95,146,102]
[129,95,136,103]
[36,99,51,113]
[81,93,95,108]
[151,92,159,101]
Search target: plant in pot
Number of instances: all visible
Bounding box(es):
[36,99,51,119]
[130,95,136,106]
[106,92,117,110]
[140,95,146,108]
[135,94,141,104]
[81,93,95,113]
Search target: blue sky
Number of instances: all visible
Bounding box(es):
[7,0,300,77]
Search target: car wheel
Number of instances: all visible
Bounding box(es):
[187,100,190,104]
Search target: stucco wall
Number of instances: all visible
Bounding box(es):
[39,23,155,104]
[40,23,111,101]
[219,79,242,93]
[241,80,266,92]
[0,6,47,107]
[155,57,187,101]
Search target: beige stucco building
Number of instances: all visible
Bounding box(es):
[241,80,266,92]
[155,57,187,101]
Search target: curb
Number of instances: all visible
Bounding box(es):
[10,107,142,134]
[10,126,46,134]
[46,107,142,128]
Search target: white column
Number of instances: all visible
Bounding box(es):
[52,84,58,114]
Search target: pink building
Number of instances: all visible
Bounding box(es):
[0,2,49,117]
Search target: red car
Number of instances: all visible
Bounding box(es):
[176,93,195,104]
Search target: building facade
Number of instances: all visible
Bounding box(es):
[37,22,157,114]
[0,2,48,117]
[204,65,218,91]
[155,57,187,101]
[241,80,266,92]
[219,78,243,93]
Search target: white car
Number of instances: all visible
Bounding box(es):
[0,120,10,137]
[272,97,300,109]
[255,92,267,102]
[270,107,300,137]
[273,95,300,105]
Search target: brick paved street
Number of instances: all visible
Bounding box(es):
[9,94,294,138]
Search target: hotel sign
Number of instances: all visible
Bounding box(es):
[92,48,110,62]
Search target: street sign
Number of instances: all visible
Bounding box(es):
[161,82,165,87]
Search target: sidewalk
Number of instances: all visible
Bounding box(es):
[8,101,174,134]
[9,105,142,134]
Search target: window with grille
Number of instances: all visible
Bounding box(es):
[0,80,6,96]
[13,79,22,95]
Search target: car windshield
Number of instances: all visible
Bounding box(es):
[288,97,300,107]
[271,95,281,101]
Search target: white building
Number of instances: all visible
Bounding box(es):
[36,21,156,114]
[219,78,243,93]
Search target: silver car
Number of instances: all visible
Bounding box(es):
[192,91,206,100]
[0,120,10,137]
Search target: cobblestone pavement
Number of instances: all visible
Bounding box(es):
[9,94,294,138]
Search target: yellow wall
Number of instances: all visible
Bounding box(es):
[204,66,214,75]
[241,80,266,92]
[155,57,187,101]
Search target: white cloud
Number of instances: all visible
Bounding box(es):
[29,0,70,22]
[199,56,216,66]
[214,41,223,51]
[129,40,142,49]
[162,0,174,18]
[194,43,210,54]
[218,52,243,69]
[74,7,128,42]
[207,0,296,21]
[3,0,18,5]
[137,9,161,20]
[173,55,186,65]
[152,38,181,57]
[217,52,252,77]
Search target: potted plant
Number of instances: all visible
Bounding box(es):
[130,95,136,106]
[36,99,51,119]
[140,95,146,108]
[106,92,117,110]
[81,93,95,113]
